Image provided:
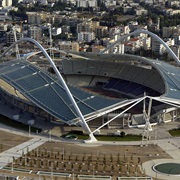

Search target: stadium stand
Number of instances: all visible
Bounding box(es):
[0,59,125,125]
[63,60,165,95]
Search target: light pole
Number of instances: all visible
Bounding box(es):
[62,147,64,162]
[50,162,53,180]
[29,125,31,138]
[11,157,14,173]
[37,147,39,157]
[49,129,52,142]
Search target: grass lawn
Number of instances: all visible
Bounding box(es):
[0,114,42,133]
[62,133,142,141]
[96,135,142,141]
[169,128,180,136]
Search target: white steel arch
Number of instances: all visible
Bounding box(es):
[0,38,97,142]
[100,29,180,65]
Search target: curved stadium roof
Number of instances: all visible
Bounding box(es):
[68,52,180,105]
[142,58,180,104]
[0,59,132,125]
[0,56,180,126]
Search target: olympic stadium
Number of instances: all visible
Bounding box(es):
[0,29,180,142]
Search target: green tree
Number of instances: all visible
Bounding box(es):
[121,131,126,137]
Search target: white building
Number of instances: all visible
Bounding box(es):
[0,0,12,8]
[142,36,151,50]
[103,39,125,54]
[110,44,124,54]
[135,8,148,16]
[76,0,87,7]
[109,25,130,40]
[144,0,153,5]
[123,6,132,13]
[173,33,180,45]
[78,32,95,42]
[168,0,180,7]
[38,0,48,5]
[123,35,151,53]
[166,9,180,16]
[104,0,116,7]
[124,38,141,53]
[88,0,97,7]
[0,23,7,31]
[76,0,97,8]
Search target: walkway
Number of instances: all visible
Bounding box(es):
[0,137,47,167]
[142,137,180,180]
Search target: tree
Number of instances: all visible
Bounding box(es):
[103,154,106,165]
[121,131,126,137]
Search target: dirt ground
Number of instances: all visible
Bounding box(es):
[3,140,171,180]
[0,130,30,152]
[39,141,170,163]
[0,129,172,180]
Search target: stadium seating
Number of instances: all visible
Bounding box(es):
[0,59,122,124]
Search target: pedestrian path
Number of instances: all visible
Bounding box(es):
[158,137,180,160]
[0,137,47,167]
[142,137,180,180]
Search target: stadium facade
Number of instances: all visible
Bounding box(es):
[0,30,180,141]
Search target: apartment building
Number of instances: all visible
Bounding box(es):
[77,22,93,33]
[27,12,51,25]
[124,38,141,53]
[95,26,108,39]
[163,26,180,38]
[0,0,12,7]
[171,45,180,59]
[0,23,7,31]
[91,45,104,53]
[77,32,95,42]
[152,38,164,55]
[27,26,42,42]
[109,25,130,39]
[76,0,97,8]
[59,41,79,52]
[6,30,23,46]
[27,12,43,25]
[135,8,148,16]
[173,33,180,45]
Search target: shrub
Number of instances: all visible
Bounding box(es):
[121,131,126,137]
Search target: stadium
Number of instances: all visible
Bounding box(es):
[0,29,180,142]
